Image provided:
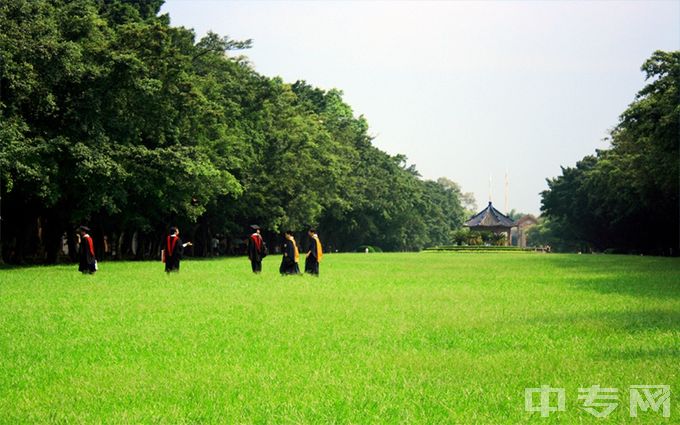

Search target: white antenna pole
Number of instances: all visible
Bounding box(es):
[504,169,509,215]
[489,174,492,203]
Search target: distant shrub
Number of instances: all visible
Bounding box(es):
[466,233,483,246]
[423,246,535,253]
[452,229,470,245]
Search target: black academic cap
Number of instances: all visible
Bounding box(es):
[250,224,260,230]
[77,225,90,232]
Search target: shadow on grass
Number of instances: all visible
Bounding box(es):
[524,309,680,359]
[0,256,246,270]
[0,261,76,270]
[533,308,680,333]
[406,309,680,358]
[544,255,680,300]
[592,347,680,360]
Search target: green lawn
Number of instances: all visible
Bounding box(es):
[1,253,679,424]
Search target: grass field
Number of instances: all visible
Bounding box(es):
[1,253,679,424]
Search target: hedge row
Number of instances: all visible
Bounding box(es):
[423,246,538,253]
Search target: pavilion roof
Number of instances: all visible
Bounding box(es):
[464,202,516,228]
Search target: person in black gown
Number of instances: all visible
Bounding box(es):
[279,230,300,275]
[304,228,323,276]
[164,227,192,273]
[247,225,266,273]
[78,226,97,274]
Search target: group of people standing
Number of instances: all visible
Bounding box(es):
[76,224,323,276]
[247,225,323,276]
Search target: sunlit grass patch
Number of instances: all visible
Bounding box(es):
[1,253,679,423]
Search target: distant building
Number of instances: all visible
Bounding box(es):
[514,214,538,248]
[464,202,516,246]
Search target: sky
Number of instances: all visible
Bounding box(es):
[161,0,679,215]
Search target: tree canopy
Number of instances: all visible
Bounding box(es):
[0,0,467,262]
[540,50,679,255]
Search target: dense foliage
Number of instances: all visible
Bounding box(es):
[540,50,679,255]
[0,0,468,262]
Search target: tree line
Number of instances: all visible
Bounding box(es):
[535,50,679,255]
[0,0,472,263]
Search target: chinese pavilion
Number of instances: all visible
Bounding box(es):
[464,201,516,246]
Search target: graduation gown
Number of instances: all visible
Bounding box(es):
[165,235,184,272]
[78,234,97,273]
[248,233,265,272]
[247,233,264,262]
[304,234,322,275]
[280,237,300,275]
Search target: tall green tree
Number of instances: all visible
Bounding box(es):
[0,0,468,262]
[541,50,679,254]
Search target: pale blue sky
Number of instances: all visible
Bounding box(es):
[161,0,679,214]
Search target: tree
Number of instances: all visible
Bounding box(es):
[0,0,470,262]
[541,50,679,254]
